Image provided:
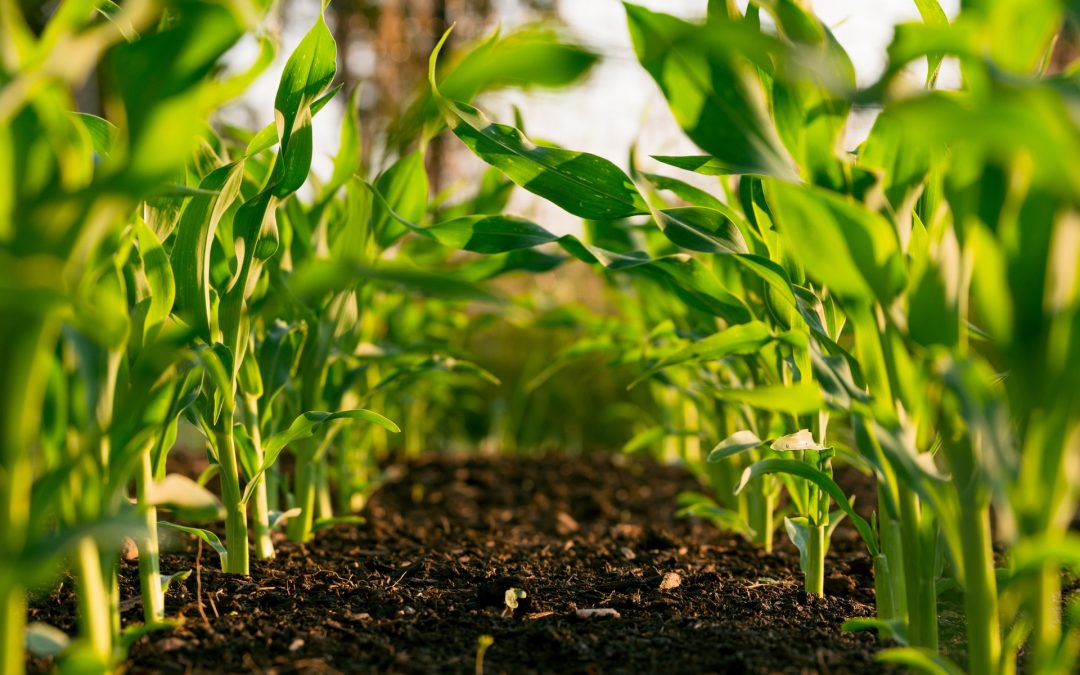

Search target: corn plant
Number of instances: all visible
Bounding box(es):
[426,2,1080,674]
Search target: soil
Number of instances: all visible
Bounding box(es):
[27,454,895,674]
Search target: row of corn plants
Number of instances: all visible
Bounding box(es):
[0,0,603,670]
[407,1,1080,673]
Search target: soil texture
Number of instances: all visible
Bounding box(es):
[28,453,894,674]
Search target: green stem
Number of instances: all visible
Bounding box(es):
[873,553,897,621]
[807,523,826,596]
[244,396,274,561]
[216,408,249,575]
[135,450,164,623]
[899,489,938,649]
[959,502,1001,675]
[75,537,113,665]
[877,486,908,621]
[1029,562,1061,674]
[0,317,55,672]
[286,453,317,543]
[0,578,25,675]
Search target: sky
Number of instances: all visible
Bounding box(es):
[225,0,961,234]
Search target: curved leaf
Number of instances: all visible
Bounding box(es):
[735,458,878,555]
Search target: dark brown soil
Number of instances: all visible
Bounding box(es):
[28,454,893,674]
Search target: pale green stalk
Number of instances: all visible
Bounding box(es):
[135,449,164,622]
[216,406,250,575]
[244,394,274,561]
[75,537,113,663]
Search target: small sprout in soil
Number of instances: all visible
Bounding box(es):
[475,634,494,675]
[503,588,526,617]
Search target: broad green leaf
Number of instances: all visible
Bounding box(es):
[784,515,814,575]
[640,171,726,210]
[735,458,878,554]
[240,409,400,505]
[135,219,175,340]
[654,207,749,255]
[438,100,648,220]
[676,492,755,537]
[711,381,824,415]
[268,507,303,530]
[652,155,734,176]
[272,8,337,197]
[171,163,245,342]
[765,180,903,302]
[25,623,70,658]
[159,522,228,569]
[148,474,223,522]
[160,569,192,595]
[630,321,778,387]
[431,29,647,220]
[912,0,949,85]
[876,647,965,675]
[373,151,429,247]
[425,215,558,253]
[625,4,793,178]
[391,25,598,148]
[841,618,910,644]
[708,430,764,462]
[70,112,115,158]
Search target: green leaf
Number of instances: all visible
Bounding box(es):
[430,30,647,220]
[625,4,793,178]
[842,617,910,644]
[425,215,558,253]
[712,381,824,416]
[876,647,964,675]
[161,569,192,594]
[268,507,303,531]
[631,321,778,387]
[158,522,228,570]
[135,219,175,340]
[654,207,749,255]
[676,492,755,538]
[373,151,429,247]
[70,112,115,158]
[912,0,949,85]
[439,101,648,220]
[25,623,70,658]
[312,515,366,533]
[148,474,224,522]
[171,163,245,343]
[708,430,764,463]
[735,458,878,555]
[652,155,735,176]
[272,8,337,197]
[784,516,813,575]
[765,180,903,302]
[240,410,400,505]
[392,25,598,149]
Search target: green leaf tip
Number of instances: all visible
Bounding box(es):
[429,23,457,96]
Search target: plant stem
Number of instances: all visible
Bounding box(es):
[135,449,164,623]
[75,537,113,664]
[899,489,938,649]
[0,317,55,672]
[244,395,274,561]
[807,522,827,596]
[1029,560,1061,674]
[959,501,1001,675]
[287,453,317,543]
[0,577,25,675]
[877,486,908,621]
[216,408,249,575]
